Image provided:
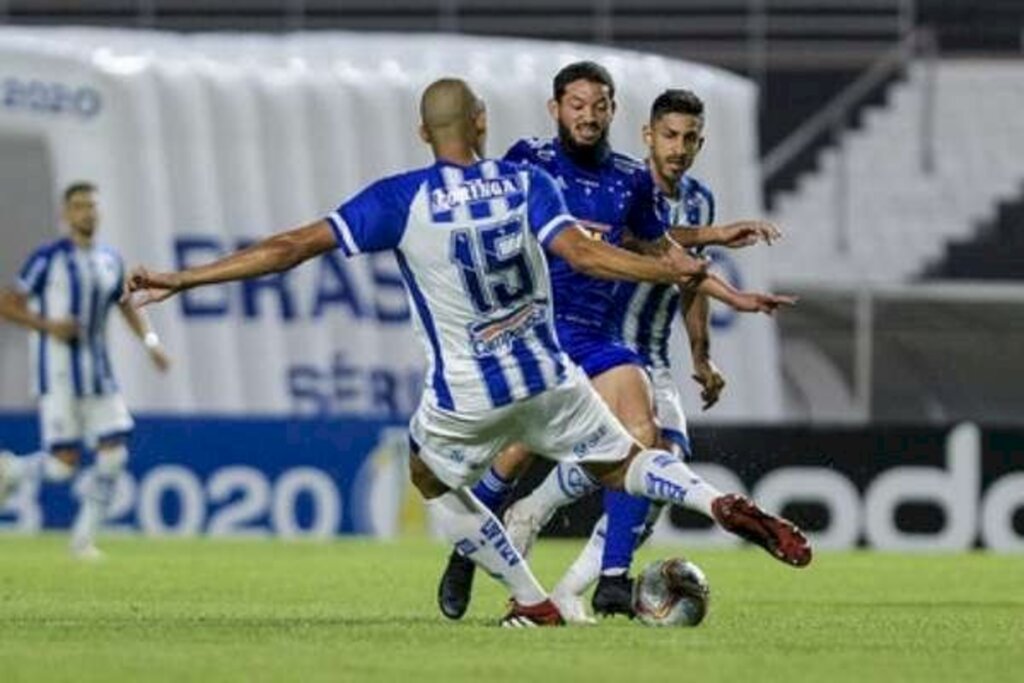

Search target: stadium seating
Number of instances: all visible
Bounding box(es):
[769,60,1024,284]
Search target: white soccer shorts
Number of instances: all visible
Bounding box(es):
[410,366,637,489]
[39,392,134,451]
[649,366,691,458]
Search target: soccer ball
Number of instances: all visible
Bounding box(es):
[632,557,710,627]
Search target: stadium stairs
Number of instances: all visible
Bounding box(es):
[925,183,1024,280]
[769,60,1024,285]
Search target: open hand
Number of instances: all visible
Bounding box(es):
[721,221,783,248]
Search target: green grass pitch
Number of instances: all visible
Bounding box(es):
[1,535,1021,682]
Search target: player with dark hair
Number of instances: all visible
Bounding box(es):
[435,66,806,621]
[0,182,170,559]
[502,88,786,621]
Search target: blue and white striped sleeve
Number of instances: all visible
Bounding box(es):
[526,166,575,248]
[701,184,716,226]
[325,175,411,256]
[109,250,126,301]
[15,246,50,295]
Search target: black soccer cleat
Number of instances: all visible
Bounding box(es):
[437,550,476,620]
[591,574,636,618]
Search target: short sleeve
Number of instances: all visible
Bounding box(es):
[15,246,51,296]
[325,176,413,256]
[627,172,667,241]
[701,185,716,226]
[503,138,535,166]
[526,166,575,248]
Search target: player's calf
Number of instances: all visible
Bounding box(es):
[71,443,127,557]
[593,448,813,568]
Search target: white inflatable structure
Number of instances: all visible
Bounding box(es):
[0,27,781,421]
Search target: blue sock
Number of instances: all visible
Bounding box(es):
[601,489,651,576]
[470,466,513,515]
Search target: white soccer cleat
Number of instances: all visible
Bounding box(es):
[70,541,106,562]
[552,589,597,626]
[502,498,550,558]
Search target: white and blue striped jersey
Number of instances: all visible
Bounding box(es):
[15,238,126,398]
[616,175,715,369]
[326,158,575,414]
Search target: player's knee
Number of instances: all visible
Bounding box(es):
[493,443,534,480]
[50,448,81,479]
[46,449,78,483]
[581,453,633,491]
[624,420,659,449]
[96,443,129,477]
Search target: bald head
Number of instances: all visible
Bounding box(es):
[421,78,481,131]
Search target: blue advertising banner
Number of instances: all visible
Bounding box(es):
[0,414,411,537]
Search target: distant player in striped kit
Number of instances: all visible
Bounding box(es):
[0,182,170,559]
[501,89,787,621]
[124,79,808,626]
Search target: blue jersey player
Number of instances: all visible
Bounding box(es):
[503,89,786,621]
[436,64,802,622]
[127,79,809,627]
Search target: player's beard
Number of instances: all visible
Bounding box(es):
[558,122,611,168]
[657,156,690,185]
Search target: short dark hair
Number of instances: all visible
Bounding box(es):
[650,89,704,123]
[63,181,96,203]
[553,61,615,101]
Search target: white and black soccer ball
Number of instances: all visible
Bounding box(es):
[632,557,710,627]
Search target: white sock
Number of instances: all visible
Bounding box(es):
[71,446,126,550]
[42,453,76,483]
[624,449,721,517]
[553,514,606,597]
[1,451,74,489]
[426,489,548,606]
[515,462,601,525]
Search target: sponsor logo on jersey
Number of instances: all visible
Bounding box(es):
[430,176,524,213]
[467,301,547,357]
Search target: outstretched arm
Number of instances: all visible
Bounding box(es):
[669,220,782,249]
[127,220,337,307]
[691,271,795,314]
[617,231,794,315]
[547,225,707,285]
